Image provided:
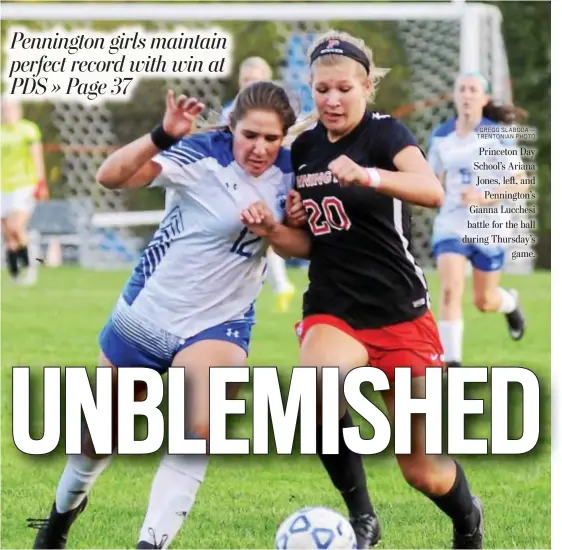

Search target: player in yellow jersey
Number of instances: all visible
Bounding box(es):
[1,97,48,285]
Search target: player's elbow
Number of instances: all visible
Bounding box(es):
[427,177,444,208]
[96,164,120,189]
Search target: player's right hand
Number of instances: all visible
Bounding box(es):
[285,189,307,228]
[240,201,278,237]
[162,90,205,139]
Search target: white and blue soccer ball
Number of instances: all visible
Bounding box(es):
[274,506,357,549]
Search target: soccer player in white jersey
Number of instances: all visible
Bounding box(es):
[29,81,297,550]
[428,73,529,368]
[222,56,296,312]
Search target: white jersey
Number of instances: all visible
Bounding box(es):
[120,130,293,340]
[428,117,523,248]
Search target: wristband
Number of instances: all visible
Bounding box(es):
[366,168,381,189]
[150,124,180,150]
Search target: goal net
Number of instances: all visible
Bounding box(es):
[1,2,534,273]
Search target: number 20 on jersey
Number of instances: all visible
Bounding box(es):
[303,196,352,236]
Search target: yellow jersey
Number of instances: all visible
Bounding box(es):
[1,119,42,193]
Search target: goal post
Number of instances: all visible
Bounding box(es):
[1,2,533,272]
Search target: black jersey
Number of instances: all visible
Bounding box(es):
[292,111,430,330]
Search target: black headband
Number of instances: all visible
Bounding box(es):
[310,39,370,74]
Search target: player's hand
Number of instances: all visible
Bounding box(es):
[162,90,205,139]
[33,179,49,201]
[240,201,278,237]
[285,189,307,228]
[460,186,485,207]
[328,155,370,188]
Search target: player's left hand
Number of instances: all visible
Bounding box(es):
[285,190,307,228]
[328,155,370,188]
[240,201,278,237]
[33,179,50,201]
[460,186,484,207]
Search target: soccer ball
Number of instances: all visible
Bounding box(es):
[274,506,357,549]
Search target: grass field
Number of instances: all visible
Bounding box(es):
[1,267,551,549]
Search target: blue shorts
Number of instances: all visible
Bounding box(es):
[99,314,253,374]
[432,238,505,272]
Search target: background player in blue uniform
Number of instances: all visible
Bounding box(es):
[30,81,297,550]
[428,73,528,368]
[243,30,484,550]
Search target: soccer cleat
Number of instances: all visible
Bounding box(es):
[446,361,462,369]
[505,289,525,341]
[28,497,88,549]
[137,527,169,549]
[350,513,382,548]
[275,285,295,313]
[452,496,484,549]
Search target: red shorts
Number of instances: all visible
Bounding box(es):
[295,310,444,381]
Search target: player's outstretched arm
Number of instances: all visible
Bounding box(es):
[268,225,311,260]
[240,202,311,259]
[374,146,444,208]
[97,91,204,189]
[329,149,444,209]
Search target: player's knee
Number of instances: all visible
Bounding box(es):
[473,292,494,312]
[2,225,17,247]
[441,285,462,307]
[398,456,442,494]
[4,234,18,250]
[80,423,113,459]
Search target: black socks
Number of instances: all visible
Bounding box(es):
[6,246,30,277]
[316,411,374,518]
[426,461,478,535]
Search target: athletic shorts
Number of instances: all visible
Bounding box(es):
[99,299,253,374]
[432,237,505,272]
[295,310,444,381]
[1,186,36,218]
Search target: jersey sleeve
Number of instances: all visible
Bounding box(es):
[427,129,443,175]
[380,118,422,167]
[150,134,212,190]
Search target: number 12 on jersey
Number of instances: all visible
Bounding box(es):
[303,196,351,236]
[231,227,262,258]
[460,168,472,185]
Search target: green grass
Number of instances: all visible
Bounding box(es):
[1,267,551,549]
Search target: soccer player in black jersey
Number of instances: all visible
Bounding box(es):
[241,30,484,550]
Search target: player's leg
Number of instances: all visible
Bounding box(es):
[1,215,20,281]
[30,352,148,549]
[382,378,483,549]
[9,207,37,284]
[6,185,37,283]
[137,335,248,549]
[434,239,468,368]
[376,313,483,549]
[471,249,525,340]
[297,316,380,548]
[266,247,295,312]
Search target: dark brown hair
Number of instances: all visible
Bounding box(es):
[482,101,528,124]
[228,81,297,135]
